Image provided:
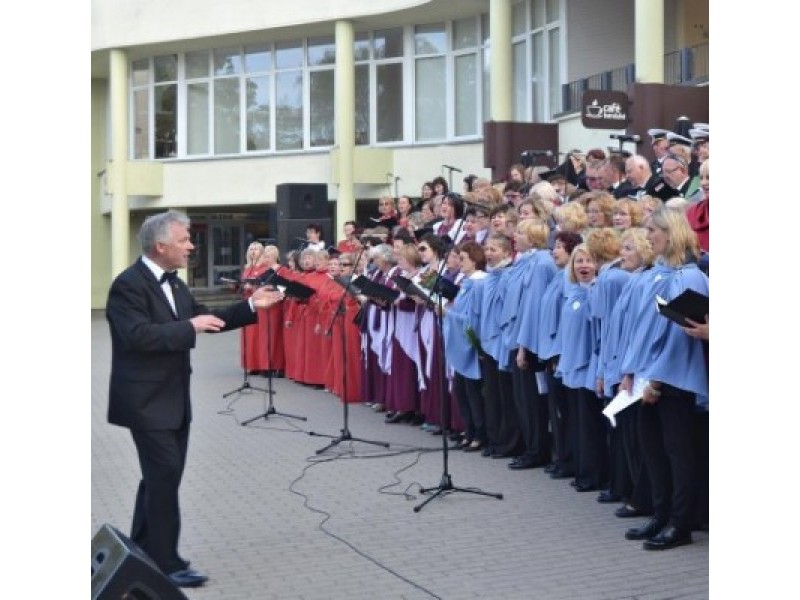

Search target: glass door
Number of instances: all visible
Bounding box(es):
[210,222,244,287]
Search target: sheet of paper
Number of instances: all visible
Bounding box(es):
[602,377,648,427]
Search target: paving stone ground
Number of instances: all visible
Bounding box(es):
[91,311,709,599]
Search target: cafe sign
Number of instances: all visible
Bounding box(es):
[581,90,630,129]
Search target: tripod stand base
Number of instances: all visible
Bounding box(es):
[414,473,504,513]
[241,403,307,426]
[222,380,268,399]
[309,428,390,454]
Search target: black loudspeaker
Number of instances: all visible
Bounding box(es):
[277,219,332,254]
[276,183,329,219]
[91,524,188,600]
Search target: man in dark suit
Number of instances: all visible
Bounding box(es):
[105,210,283,588]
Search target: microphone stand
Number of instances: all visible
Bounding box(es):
[223,274,269,399]
[241,268,307,425]
[414,212,503,512]
[309,245,390,454]
[441,165,461,192]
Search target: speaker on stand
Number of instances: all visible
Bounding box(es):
[275,183,333,255]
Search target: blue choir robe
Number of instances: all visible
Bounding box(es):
[589,261,631,397]
[555,281,595,390]
[443,272,487,380]
[599,270,643,392]
[624,260,709,396]
[516,250,558,356]
[498,252,535,370]
[536,268,568,362]
[479,264,510,364]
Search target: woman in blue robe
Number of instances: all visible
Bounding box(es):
[503,219,557,469]
[598,227,655,519]
[443,241,488,451]
[477,233,514,457]
[586,227,628,503]
[620,207,709,551]
[537,232,583,479]
[554,243,601,492]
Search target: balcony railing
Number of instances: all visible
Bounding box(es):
[560,42,709,115]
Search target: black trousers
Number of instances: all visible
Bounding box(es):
[546,368,573,472]
[130,422,190,574]
[511,349,550,462]
[638,385,697,531]
[494,356,523,456]
[481,355,502,450]
[606,385,632,499]
[618,401,652,512]
[573,386,609,489]
[454,371,486,444]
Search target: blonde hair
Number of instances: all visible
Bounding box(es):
[646,207,700,266]
[554,202,588,233]
[613,198,644,228]
[516,219,550,249]
[245,242,264,267]
[584,227,621,265]
[620,227,655,268]
[567,243,595,284]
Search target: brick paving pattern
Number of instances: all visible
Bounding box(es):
[91,311,708,600]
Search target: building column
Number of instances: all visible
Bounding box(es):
[334,20,355,242]
[109,49,130,276]
[635,0,664,83]
[489,0,513,121]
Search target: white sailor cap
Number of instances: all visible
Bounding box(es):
[666,132,693,148]
[647,128,672,143]
[689,128,709,142]
[691,122,709,131]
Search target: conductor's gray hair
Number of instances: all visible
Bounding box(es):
[139,211,190,256]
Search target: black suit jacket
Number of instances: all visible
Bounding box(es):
[106,258,257,430]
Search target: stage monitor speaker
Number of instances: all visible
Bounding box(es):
[91,524,188,600]
[277,219,332,254]
[276,183,329,220]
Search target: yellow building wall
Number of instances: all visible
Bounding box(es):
[91,79,111,309]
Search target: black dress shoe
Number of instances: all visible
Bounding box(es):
[167,569,209,588]
[508,458,537,470]
[385,411,411,424]
[481,446,493,457]
[544,463,558,474]
[574,482,597,492]
[463,440,484,452]
[549,468,574,480]
[625,518,667,541]
[643,525,692,550]
[490,451,514,459]
[596,490,622,504]
[615,504,649,518]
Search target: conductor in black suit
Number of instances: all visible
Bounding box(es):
[105,210,283,588]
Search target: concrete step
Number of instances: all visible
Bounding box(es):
[191,287,241,308]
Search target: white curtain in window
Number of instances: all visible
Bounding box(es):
[415,56,445,141]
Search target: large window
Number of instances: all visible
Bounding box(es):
[186,51,210,155]
[275,42,304,151]
[308,37,336,147]
[130,13,555,160]
[374,28,404,143]
[245,44,271,152]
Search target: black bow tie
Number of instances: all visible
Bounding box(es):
[160,271,178,285]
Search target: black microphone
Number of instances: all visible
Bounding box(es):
[609,134,642,143]
[442,164,462,173]
[522,150,553,157]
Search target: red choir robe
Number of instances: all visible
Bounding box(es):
[240,263,269,371]
[300,270,333,386]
